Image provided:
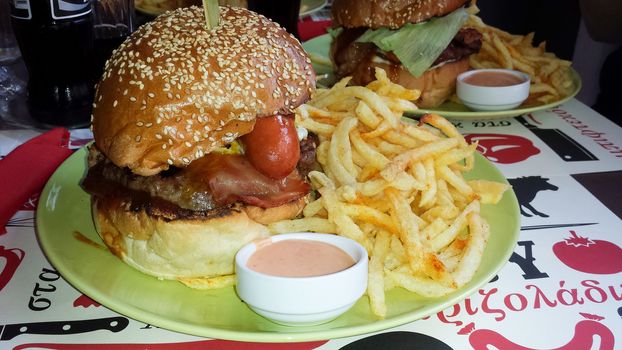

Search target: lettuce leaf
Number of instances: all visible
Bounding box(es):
[356,8,469,77]
[327,27,343,39]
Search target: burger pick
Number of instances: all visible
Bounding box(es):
[82,6,316,289]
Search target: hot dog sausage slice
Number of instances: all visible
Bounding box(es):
[242,114,300,179]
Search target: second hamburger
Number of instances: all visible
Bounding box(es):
[330,0,482,108]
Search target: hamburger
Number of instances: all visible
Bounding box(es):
[81,6,317,288]
[330,0,482,108]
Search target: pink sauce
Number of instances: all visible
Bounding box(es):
[463,71,526,87]
[247,239,355,277]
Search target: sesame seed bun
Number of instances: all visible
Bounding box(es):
[92,6,316,176]
[332,0,470,29]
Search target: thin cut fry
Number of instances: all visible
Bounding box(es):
[368,230,390,318]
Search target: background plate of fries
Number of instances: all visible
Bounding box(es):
[304,32,581,120]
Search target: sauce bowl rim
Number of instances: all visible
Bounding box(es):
[457,68,531,88]
[235,232,368,281]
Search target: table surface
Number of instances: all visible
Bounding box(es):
[2,8,622,350]
[2,98,621,349]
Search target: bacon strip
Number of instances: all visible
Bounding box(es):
[83,146,310,212]
[182,153,310,208]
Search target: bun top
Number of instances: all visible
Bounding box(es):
[92,6,315,176]
[332,0,469,29]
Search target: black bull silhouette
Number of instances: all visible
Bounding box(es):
[508,176,559,217]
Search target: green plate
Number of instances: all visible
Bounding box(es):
[303,33,582,119]
[300,0,327,17]
[36,147,519,342]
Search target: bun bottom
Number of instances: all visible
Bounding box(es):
[92,195,307,288]
[355,58,470,108]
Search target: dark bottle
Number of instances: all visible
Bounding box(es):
[92,0,135,80]
[93,31,126,79]
[9,0,96,128]
[247,0,301,39]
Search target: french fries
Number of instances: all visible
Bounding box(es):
[465,13,575,106]
[270,68,509,319]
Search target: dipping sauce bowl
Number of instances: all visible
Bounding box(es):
[456,68,530,111]
[235,232,368,326]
